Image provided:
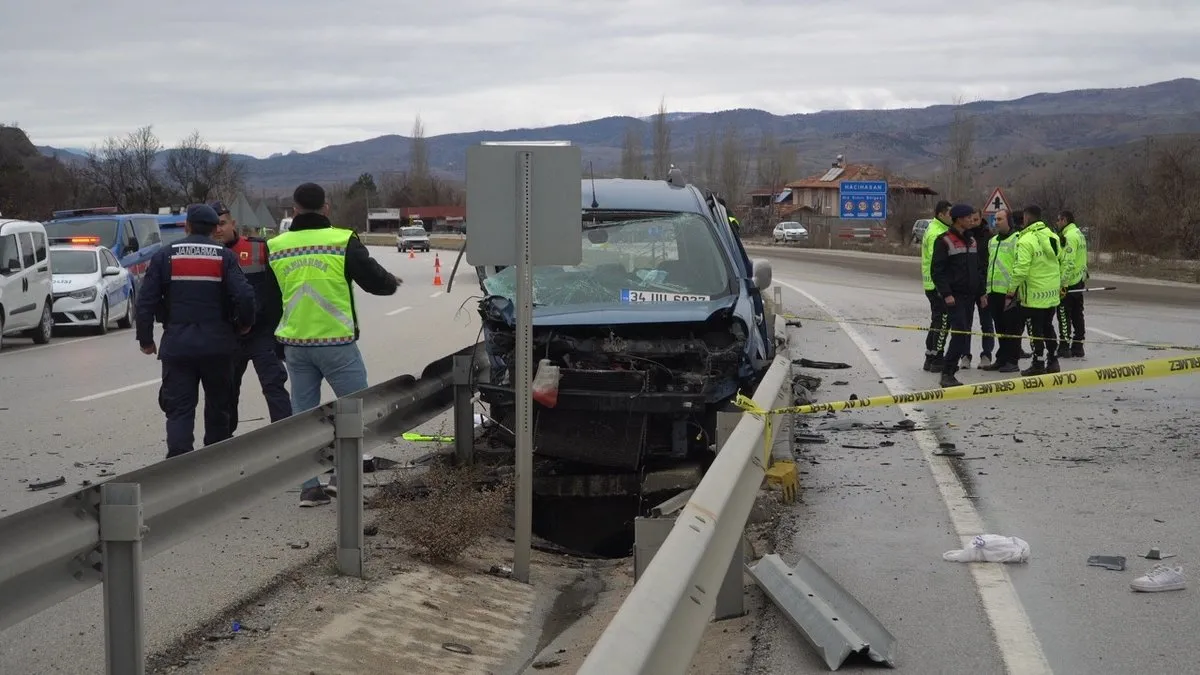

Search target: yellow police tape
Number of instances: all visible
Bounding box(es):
[779,312,1200,352]
[736,353,1200,472]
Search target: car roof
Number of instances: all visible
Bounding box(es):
[1,219,45,230]
[582,178,708,215]
[49,244,104,253]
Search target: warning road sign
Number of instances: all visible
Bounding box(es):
[984,187,1010,214]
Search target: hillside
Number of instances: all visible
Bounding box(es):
[977,133,1200,191]
[34,78,1200,192]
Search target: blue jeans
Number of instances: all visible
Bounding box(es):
[284,343,369,491]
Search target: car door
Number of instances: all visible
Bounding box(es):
[101,248,127,307]
[14,232,40,329]
[0,232,32,330]
[28,231,52,311]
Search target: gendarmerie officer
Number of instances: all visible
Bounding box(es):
[210,200,292,431]
[135,203,257,458]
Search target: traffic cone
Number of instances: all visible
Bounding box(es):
[434,255,441,271]
[408,247,415,259]
[433,268,443,286]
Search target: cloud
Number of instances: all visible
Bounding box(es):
[3,0,1197,156]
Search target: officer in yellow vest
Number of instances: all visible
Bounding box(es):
[980,209,1022,373]
[268,182,401,507]
[1054,210,1088,358]
[921,200,953,372]
[1007,205,1062,376]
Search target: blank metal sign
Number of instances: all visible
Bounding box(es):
[465,142,583,267]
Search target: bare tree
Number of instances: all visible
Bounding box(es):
[620,122,644,179]
[755,129,798,223]
[945,97,976,201]
[164,130,246,203]
[409,115,431,203]
[651,99,672,179]
[717,125,748,207]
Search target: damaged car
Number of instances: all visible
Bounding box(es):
[473,173,775,553]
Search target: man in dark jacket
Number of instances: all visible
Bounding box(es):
[930,204,988,388]
[136,204,258,458]
[211,200,292,432]
[967,210,996,369]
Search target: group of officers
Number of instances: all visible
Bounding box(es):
[133,183,401,507]
[920,199,1089,388]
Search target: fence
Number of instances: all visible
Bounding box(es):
[0,342,486,674]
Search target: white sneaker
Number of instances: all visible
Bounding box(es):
[1131,564,1186,592]
[959,355,972,369]
[979,354,993,368]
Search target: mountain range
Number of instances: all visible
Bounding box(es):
[36,78,1200,192]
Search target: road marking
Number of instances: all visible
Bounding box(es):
[777,279,1052,675]
[429,291,443,299]
[0,332,122,357]
[386,305,413,317]
[1090,326,1135,343]
[74,378,161,402]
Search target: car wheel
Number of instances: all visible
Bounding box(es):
[117,295,134,329]
[31,301,52,344]
[96,300,110,335]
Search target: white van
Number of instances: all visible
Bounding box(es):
[279,217,293,233]
[0,219,55,349]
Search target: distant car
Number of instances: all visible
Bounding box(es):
[772,221,809,244]
[910,218,933,246]
[49,244,134,334]
[396,226,431,252]
[156,213,187,245]
[279,217,293,233]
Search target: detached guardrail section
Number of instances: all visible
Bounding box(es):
[0,342,486,674]
[578,352,792,675]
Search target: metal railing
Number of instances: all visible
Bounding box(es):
[0,342,486,674]
[578,350,792,675]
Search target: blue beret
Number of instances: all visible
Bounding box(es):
[186,204,220,227]
[949,204,976,221]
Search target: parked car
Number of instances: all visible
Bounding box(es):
[0,218,54,348]
[44,207,163,300]
[772,221,809,244]
[49,244,134,334]
[910,218,933,246]
[396,225,431,252]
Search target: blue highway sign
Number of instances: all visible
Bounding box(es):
[839,180,888,220]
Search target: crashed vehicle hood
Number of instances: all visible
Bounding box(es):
[481,294,738,327]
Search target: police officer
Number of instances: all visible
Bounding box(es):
[136,204,257,458]
[211,200,292,431]
[930,204,988,387]
[921,200,953,372]
[981,209,1022,373]
[1054,210,1088,358]
[270,182,400,507]
[1008,205,1062,376]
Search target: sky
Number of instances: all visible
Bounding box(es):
[3,0,1198,158]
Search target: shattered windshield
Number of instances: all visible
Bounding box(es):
[482,212,733,307]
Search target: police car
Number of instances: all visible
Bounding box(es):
[48,244,135,334]
[44,207,163,297]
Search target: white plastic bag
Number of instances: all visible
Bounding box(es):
[532,358,561,408]
[943,534,1031,563]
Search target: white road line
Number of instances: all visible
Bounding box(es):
[777,279,1052,675]
[429,291,443,299]
[1090,326,1135,343]
[74,378,161,402]
[0,332,122,357]
[386,305,413,317]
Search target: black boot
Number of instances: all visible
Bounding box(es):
[1021,359,1046,376]
[923,355,936,372]
[940,369,963,388]
[998,361,1021,373]
[1045,358,1061,374]
[1071,344,1085,358]
[1057,344,1072,359]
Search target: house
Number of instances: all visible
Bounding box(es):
[365,205,466,232]
[778,158,937,217]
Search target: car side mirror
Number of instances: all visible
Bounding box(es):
[103,266,122,277]
[752,258,773,291]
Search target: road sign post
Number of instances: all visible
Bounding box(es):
[466,142,583,584]
[838,181,888,220]
[984,187,1010,215]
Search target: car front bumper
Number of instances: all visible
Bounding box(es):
[51,293,103,325]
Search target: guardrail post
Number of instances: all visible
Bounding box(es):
[714,409,747,620]
[452,354,475,465]
[334,397,365,577]
[100,483,146,675]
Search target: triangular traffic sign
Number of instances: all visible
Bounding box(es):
[984,187,1010,214]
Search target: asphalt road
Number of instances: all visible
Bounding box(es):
[749,249,1200,675]
[0,246,483,674]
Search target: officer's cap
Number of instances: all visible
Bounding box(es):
[208,200,231,216]
[186,203,220,227]
[949,203,976,221]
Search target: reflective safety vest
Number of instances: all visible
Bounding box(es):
[921,218,950,291]
[1059,222,1089,286]
[267,227,357,346]
[1010,221,1061,309]
[230,236,268,274]
[986,231,1020,294]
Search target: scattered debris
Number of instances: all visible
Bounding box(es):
[532,658,563,669]
[894,419,916,430]
[1050,456,1095,463]
[288,541,310,550]
[488,564,513,578]
[935,442,964,457]
[421,600,440,610]
[1087,555,1126,571]
[791,383,814,406]
[203,633,235,642]
[363,524,379,537]
[793,433,827,444]
[832,380,849,386]
[1142,548,1176,560]
[792,373,823,391]
[1013,435,1025,443]
[793,358,851,370]
[944,535,1031,563]
[817,419,861,431]
[442,642,473,655]
[879,441,895,447]
[841,444,874,450]
[26,476,66,491]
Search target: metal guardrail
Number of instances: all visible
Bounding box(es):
[0,342,486,673]
[577,352,792,675]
